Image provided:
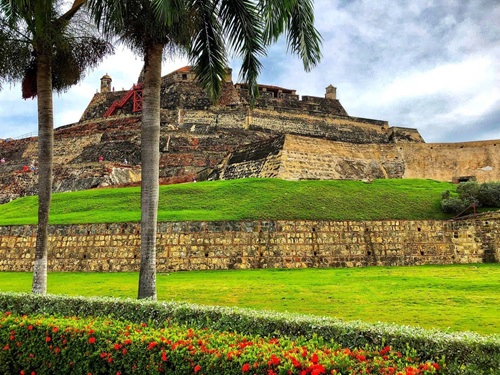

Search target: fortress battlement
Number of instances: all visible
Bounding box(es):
[0,66,498,204]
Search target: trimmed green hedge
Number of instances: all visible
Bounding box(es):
[0,293,498,374]
[1,312,442,375]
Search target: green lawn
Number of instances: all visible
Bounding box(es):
[2,264,499,335]
[0,178,458,225]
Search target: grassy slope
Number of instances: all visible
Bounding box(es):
[0,178,456,225]
[2,264,499,335]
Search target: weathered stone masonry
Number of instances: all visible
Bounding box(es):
[0,213,498,272]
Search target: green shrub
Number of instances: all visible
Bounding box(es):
[441,181,500,215]
[0,312,444,375]
[0,293,498,374]
[477,182,500,207]
[441,197,468,214]
[456,181,480,206]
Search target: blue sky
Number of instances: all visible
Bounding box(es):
[0,0,499,143]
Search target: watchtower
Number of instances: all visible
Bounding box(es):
[100,74,112,93]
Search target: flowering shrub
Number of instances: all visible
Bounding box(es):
[0,292,498,374]
[0,312,443,375]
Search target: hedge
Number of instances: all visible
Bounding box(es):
[0,292,498,374]
[1,312,443,375]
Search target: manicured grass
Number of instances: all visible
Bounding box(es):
[2,264,499,335]
[0,178,457,225]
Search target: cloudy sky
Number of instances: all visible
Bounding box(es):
[0,0,499,143]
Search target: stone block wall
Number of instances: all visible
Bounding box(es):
[0,213,497,272]
[217,135,500,183]
[399,140,500,183]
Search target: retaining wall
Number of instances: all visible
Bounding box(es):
[0,213,498,272]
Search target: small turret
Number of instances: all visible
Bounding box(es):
[325,84,337,100]
[100,74,112,93]
[224,67,233,83]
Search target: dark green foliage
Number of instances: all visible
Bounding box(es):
[441,181,500,215]
[0,1,113,98]
[441,197,468,214]
[456,181,480,206]
[478,182,500,207]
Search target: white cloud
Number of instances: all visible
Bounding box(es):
[379,57,494,101]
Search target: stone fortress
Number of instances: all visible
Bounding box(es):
[0,66,498,272]
[0,65,499,204]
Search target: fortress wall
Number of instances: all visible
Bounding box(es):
[219,136,285,180]
[399,140,500,183]
[278,136,404,180]
[270,135,500,183]
[0,214,498,272]
[249,109,394,144]
[178,108,419,145]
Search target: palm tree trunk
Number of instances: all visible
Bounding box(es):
[138,43,164,300]
[32,53,53,294]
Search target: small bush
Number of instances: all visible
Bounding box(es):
[477,182,500,207]
[441,181,500,215]
[441,197,468,214]
[456,181,480,206]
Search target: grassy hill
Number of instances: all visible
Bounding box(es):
[0,178,457,225]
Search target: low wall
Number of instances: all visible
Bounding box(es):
[0,213,498,272]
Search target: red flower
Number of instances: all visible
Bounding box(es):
[268,354,280,366]
[124,339,132,345]
[88,337,96,344]
[45,336,51,343]
[161,352,167,362]
[380,346,391,355]
[20,370,25,375]
[311,353,319,364]
[194,365,201,373]
[52,327,58,333]
[355,353,366,361]
[310,364,326,375]
[27,325,33,331]
[242,363,251,372]
[148,341,157,350]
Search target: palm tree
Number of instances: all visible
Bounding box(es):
[0,0,112,294]
[87,0,321,300]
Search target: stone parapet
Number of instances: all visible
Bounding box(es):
[1,213,498,272]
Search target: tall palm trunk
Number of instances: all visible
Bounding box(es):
[138,43,164,300]
[32,53,53,294]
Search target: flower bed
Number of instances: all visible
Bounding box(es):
[0,293,498,374]
[1,312,443,375]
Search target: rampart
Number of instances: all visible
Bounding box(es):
[1,213,498,272]
[217,135,500,182]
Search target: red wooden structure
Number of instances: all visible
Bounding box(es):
[103,83,143,117]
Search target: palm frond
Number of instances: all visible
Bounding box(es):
[219,0,265,103]
[188,0,227,102]
[285,0,322,71]
[259,0,321,71]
